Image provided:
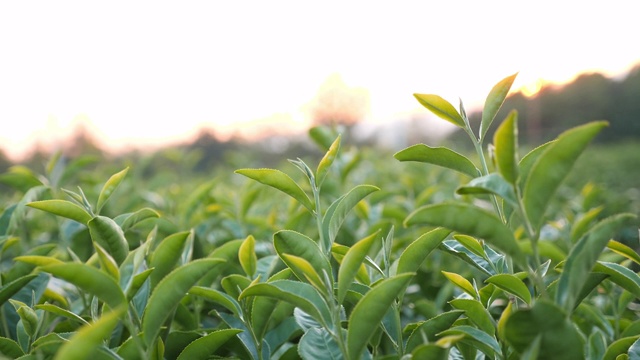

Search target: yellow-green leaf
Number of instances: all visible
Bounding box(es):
[493,110,519,184]
[414,94,465,127]
[235,168,314,212]
[481,73,518,141]
[27,200,92,224]
[97,167,129,213]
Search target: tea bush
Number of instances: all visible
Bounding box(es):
[0,74,638,359]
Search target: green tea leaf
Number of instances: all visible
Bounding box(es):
[299,327,345,360]
[523,121,608,230]
[240,280,332,329]
[493,110,519,184]
[607,240,640,265]
[13,255,64,267]
[93,243,120,281]
[338,231,378,303]
[27,200,92,224]
[96,167,129,213]
[394,144,479,178]
[481,73,518,141]
[235,168,314,212]
[438,325,501,357]
[347,273,413,359]
[395,228,451,275]
[517,140,554,190]
[485,274,531,305]
[149,231,191,288]
[0,165,43,193]
[456,173,518,208]
[125,268,154,301]
[316,135,341,187]
[326,185,379,246]
[189,286,242,317]
[603,336,640,360]
[504,299,584,359]
[404,310,464,352]
[570,206,604,243]
[405,203,525,265]
[176,329,242,360]
[239,235,258,277]
[441,271,477,299]
[556,213,636,311]
[1,276,38,309]
[594,262,640,298]
[413,94,465,127]
[280,254,326,292]
[40,263,126,309]
[35,303,89,326]
[308,125,338,151]
[88,215,129,266]
[53,305,126,360]
[142,258,226,346]
[0,337,24,358]
[273,230,331,281]
[449,299,495,335]
[411,343,449,360]
[119,208,160,232]
[452,235,486,260]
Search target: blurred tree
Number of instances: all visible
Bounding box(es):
[306,73,370,128]
[461,64,640,145]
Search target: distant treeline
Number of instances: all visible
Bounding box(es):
[462,64,640,144]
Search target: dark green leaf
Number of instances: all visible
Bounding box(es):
[504,299,584,360]
[523,121,608,230]
[485,274,531,305]
[396,228,451,275]
[40,263,126,310]
[176,329,242,360]
[405,203,525,265]
[88,216,129,266]
[347,273,413,359]
[556,213,636,311]
[456,173,518,208]
[142,258,226,346]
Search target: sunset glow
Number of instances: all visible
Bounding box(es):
[1,1,638,161]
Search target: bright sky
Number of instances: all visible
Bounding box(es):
[1,1,638,160]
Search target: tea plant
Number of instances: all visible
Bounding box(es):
[0,73,638,360]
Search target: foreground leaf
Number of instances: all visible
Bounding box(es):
[395,228,451,275]
[347,273,413,359]
[240,280,332,329]
[405,203,525,265]
[523,121,608,230]
[298,327,345,360]
[235,169,314,212]
[176,329,242,360]
[96,167,129,213]
[142,258,225,346]
[27,200,92,224]
[504,299,584,359]
[40,263,126,309]
[413,94,465,127]
[53,305,126,360]
[394,144,478,178]
[481,73,518,141]
[88,216,129,265]
[556,213,635,311]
